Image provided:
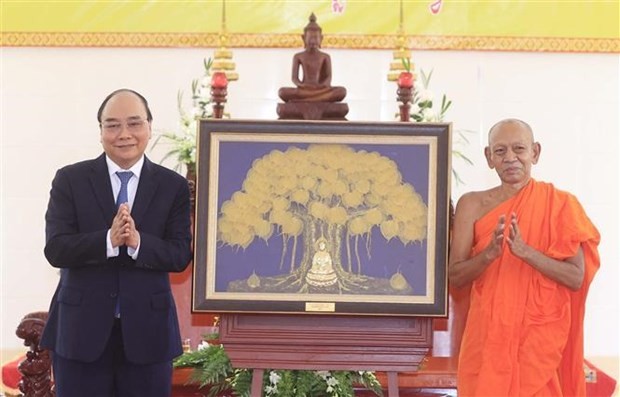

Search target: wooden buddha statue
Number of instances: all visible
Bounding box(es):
[277,13,349,120]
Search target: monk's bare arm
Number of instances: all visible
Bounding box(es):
[448,193,504,288]
[507,213,585,290]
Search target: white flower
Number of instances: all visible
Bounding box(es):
[196,86,209,101]
[268,370,281,385]
[421,107,438,122]
[264,385,277,395]
[326,376,339,386]
[410,102,421,115]
[197,340,210,351]
[404,67,452,124]
[154,58,213,170]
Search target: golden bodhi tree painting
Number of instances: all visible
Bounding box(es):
[206,134,437,305]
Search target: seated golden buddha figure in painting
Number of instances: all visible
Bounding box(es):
[277,13,349,120]
[305,236,338,287]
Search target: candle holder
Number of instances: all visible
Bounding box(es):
[397,71,414,122]
[210,71,228,119]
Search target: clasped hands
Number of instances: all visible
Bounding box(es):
[485,212,531,261]
[110,203,140,250]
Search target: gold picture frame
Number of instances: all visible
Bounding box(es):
[192,119,451,316]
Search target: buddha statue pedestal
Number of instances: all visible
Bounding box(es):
[277,101,349,120]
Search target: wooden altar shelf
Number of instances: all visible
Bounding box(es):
[171,356,458,397]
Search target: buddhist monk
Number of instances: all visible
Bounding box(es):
[278,13,346,103]
[449,118,600,396]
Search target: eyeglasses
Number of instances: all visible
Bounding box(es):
[100,118,148,134]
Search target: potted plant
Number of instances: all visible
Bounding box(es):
[173,332,384,397]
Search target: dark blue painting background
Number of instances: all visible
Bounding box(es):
[212,141,430,297]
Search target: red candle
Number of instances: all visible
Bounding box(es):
[211,72,228,89]
[397,71,414,89]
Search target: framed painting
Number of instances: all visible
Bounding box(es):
[193,120,451,317]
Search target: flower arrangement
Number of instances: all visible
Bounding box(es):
[397,59,473,184]
[152,58,214,174]
[173,334,384,397]
[396,58,451,123]
[409,68,451,123]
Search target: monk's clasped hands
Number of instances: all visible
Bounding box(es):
[486,212,531,261]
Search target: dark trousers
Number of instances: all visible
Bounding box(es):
[52,319,173,397]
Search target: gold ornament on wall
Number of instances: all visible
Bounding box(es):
[212,0,239,82]
[387,0,413,82]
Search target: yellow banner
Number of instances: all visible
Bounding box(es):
[2,1,619,52]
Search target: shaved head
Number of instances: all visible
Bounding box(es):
[488,118,533,144]
[484,118,541,185]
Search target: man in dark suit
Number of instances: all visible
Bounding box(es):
[41,89,192,396]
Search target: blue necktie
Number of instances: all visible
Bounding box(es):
[116,171,133,208]
[115,171,133,317]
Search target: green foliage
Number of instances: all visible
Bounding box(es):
[173,344,233,395]
[173,342,384,397]
[452,129,475,185]
[400,57,411,72]
[230,369,253,397]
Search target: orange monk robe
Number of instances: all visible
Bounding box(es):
[457,179,600,397]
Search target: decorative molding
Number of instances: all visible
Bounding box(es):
[2,32,619,53]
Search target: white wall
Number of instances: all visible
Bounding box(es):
[1,47,618,360]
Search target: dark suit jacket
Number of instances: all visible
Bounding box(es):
[41,154,192,364]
